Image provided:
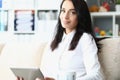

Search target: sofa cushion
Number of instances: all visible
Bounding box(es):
[98,38,120,80]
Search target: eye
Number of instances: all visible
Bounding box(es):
[60,9,65,13]
[69,10,77,15]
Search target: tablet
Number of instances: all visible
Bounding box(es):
[10,67,44,80]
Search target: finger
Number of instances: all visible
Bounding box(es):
[35,77,41,80]
[16,77,24,80]
[45,77,55,80]
[21,77,24,80]
[16,76,20,80]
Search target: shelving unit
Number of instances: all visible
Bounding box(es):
[0,0,62,42]
[36,9,58,41]
[86,0,120,38]
[91,12,120,37]
[0,10,8,31]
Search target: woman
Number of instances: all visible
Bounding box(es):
[17,0,104,80]
[40,0,104,80]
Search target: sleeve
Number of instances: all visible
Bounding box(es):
[78,33,104,80]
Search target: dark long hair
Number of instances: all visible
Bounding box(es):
[50,0,99,51]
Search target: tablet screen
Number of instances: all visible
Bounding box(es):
[10,67,44,80]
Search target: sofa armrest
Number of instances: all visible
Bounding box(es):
[0,43,5,55]
[98,38,120,80]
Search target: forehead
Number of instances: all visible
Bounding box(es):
[62,0,74,9]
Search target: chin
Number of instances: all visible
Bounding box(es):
[62,25,70,28]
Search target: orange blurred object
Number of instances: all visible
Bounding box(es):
[100,30,106,36]
[89,5,99,12]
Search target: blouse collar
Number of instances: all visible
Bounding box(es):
[62,29,76,41]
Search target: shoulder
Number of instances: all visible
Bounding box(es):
[79,33,96,46]
[80,33,93,41]
[78,33,98,52]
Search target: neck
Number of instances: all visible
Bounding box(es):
[65,29,75,34]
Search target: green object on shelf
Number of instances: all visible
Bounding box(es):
[116,0,120,4]
[107,31,112,36]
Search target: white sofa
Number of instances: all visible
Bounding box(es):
[0,38,120,80]
[0,42,47,80]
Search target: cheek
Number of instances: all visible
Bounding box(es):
[72,17,78,26]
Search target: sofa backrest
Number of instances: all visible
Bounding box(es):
[0,42,47,80]
[0,42,47,67]
[98,38,120,80]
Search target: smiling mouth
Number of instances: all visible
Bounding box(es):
[63,21,70,24]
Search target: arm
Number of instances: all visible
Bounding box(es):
[16,77,55,80]
[35,77,55,80]
[79,33,104,80]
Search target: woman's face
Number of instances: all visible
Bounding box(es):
[60,0,78,34]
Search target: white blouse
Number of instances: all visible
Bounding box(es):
[40,30,104,80]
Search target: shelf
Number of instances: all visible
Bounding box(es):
[36,0,62,10]
[91,12,114,17]
[14,31,35,34]
[91,12,120,17]
[0,0,62,42]
[37,10,58,20]
[86,0,120,38]
[91,12,120,37]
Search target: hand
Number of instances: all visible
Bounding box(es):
[16,76,55,80]
[35,77,55,80]
[16,76,24,80]
[35,78,41,80]
[44,77,55,80]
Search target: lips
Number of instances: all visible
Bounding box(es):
[62,20,70,24]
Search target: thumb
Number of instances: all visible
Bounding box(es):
[35,77,41,80]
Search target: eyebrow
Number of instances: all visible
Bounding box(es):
[69,9,76,11]
[61,8,76,11]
